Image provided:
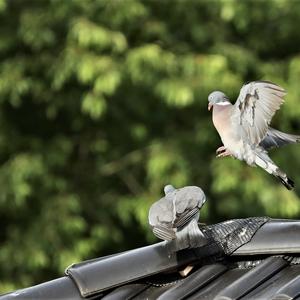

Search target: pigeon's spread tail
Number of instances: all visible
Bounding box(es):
[254,153,295,190]
[276,175,295,190]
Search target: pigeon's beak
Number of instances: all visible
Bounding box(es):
[208,103,212,111]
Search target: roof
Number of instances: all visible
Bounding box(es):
[2,218,300,300]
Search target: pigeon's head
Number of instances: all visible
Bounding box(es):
[208,91,230,111]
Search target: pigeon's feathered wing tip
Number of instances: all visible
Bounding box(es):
[276,175,295,190]
[152,225,176,241]
[285,177,295,190]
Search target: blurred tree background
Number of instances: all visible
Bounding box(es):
[0,0,300,293]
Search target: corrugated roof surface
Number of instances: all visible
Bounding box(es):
[101,256,300,299]
[2,218,300,300]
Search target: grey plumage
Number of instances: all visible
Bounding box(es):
[208,81,300,190]
[164,184,176,195]
[148,185,206,243]
[260,127,300,150]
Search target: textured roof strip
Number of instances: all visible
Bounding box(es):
[203,217,269,255]
[214,257,288,300]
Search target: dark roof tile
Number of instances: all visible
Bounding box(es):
[188,268,249,300]
[215,256,288,300]
[101,283,149,300]
[157,264,228,300]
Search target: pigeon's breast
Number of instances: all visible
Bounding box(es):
[213,105,257,161]
[212,105,237,145]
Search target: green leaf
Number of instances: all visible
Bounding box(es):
[81,92,107,119]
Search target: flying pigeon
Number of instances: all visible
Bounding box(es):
[148,185,206,246]
[208,81,300,190]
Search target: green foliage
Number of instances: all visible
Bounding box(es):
[0,0,300,293]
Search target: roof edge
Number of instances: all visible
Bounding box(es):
[233,219,300,255]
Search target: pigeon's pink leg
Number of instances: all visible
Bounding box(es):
[216,145,226,155]
[216,149,233,158]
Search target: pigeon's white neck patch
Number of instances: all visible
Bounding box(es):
[215,101,231,106]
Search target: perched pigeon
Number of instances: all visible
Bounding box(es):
[148,185,206,242]
[208,81,300,190]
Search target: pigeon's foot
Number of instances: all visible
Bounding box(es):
[216,149,232,158]
[216,146,226,155]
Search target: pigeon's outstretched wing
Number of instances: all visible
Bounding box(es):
[231,81,286,145]
[260,127,300,150]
